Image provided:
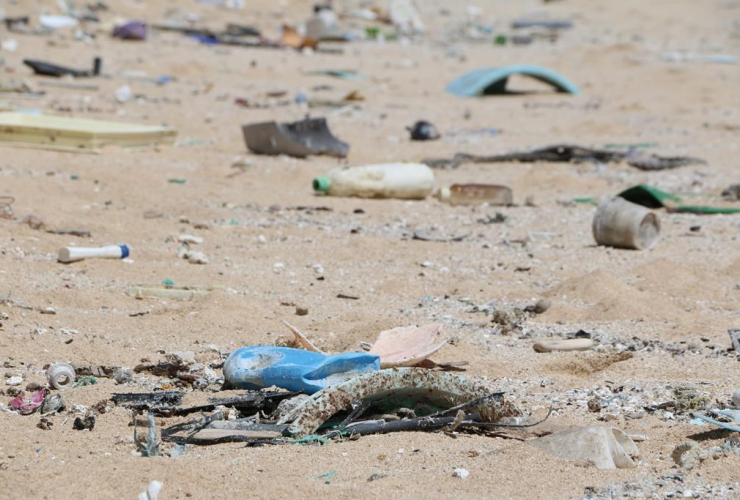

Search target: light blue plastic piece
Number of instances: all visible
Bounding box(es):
[223,346,380,394]
[446,65,581,97]
[690,413,740,432]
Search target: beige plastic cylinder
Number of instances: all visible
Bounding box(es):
[592,197,660,250]
[321,163,434,199]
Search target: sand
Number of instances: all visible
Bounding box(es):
[1,0,740,498]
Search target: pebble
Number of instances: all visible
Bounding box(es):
[452,468,470,479]
[178,234,203,245]
[295,306,309,316]
[672,442,701,470]
[533,298,551,314]
[732,389,740,408]
[5,376,23,386]
[40,307,56,315]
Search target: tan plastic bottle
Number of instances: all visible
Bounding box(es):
[436,184,513,206]
[312,163,434,199]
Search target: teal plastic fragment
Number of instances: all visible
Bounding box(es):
[446,65,581,97]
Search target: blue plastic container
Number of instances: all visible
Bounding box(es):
[223,346,380,394]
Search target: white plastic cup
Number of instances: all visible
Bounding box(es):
[58,245,129,263]
[592,197,660,250]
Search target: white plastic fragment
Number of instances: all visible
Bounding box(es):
[452,468,470,479]
[138,480,163,500]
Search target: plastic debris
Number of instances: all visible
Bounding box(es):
[592,197,660,250]
[437,184,513,206]
[58,245,129,263]
[277,368,521,437]
[9,389,46,414]
[113,21,147,40]
[242,117,348,158]
[446,65,581,97]
[423,145,705,171]
[138,481,163,500]
[531,426,639,469]
[223,346,381,394]
[23,57,101,78]
[452,468,470,479]
[47,363,76,389]
[313,163,434,199]
[0,113,176,152]
[135,412,161,457]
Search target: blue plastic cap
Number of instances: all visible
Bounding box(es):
[120,245,130,259]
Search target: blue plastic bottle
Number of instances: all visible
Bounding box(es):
[223,346,380,394]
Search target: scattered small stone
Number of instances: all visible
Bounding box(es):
[181,250,209,265]
[73,414,96,431]
[722,184,740,201]
[674,385,708,414]
[177,234,203,244]
[732,389,740,408]
[407,120,440,141]
[295,306,309,316]
[524,298,551,315]
[337,293,360,300]
[367,473,387,482]
[452,468,470,479]
[672,442,701,470]
[729,330,740,352]
[37,418,53,430]
[5,376,22,386]
[722,435,740,458]
[114,367,133,384]
[39,307,56,315]
[587,397,602,412]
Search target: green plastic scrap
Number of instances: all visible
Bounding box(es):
[311,471,337,484]
[284,434,333,445]
[74,376,97,387]
[604,142,658,149]
[618,185,740,215]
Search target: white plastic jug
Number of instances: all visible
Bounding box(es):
[313,163,434,199]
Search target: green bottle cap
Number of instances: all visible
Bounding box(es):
[313,176,331,193]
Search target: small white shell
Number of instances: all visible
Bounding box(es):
[47,363,76,390]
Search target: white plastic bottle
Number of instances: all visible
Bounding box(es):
[312,163,434,199]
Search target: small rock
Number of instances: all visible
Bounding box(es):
[40,307,56,315]
[177,234,203,245]
[587,398,601,413]
[452,468,470,479]
[295,306,309,316]
[407,120,440,141]
[182,250,209,265]
[113,367,133,384]
[5,376,23,386]
[722,435,740,457]
[672,442,701,470]
[722,184,740,201]
[525,298,551,314]
[73,414,96,431]
[732,389,740,408]
[37,418,53,430]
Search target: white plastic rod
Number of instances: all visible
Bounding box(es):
[58,245,129,263]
